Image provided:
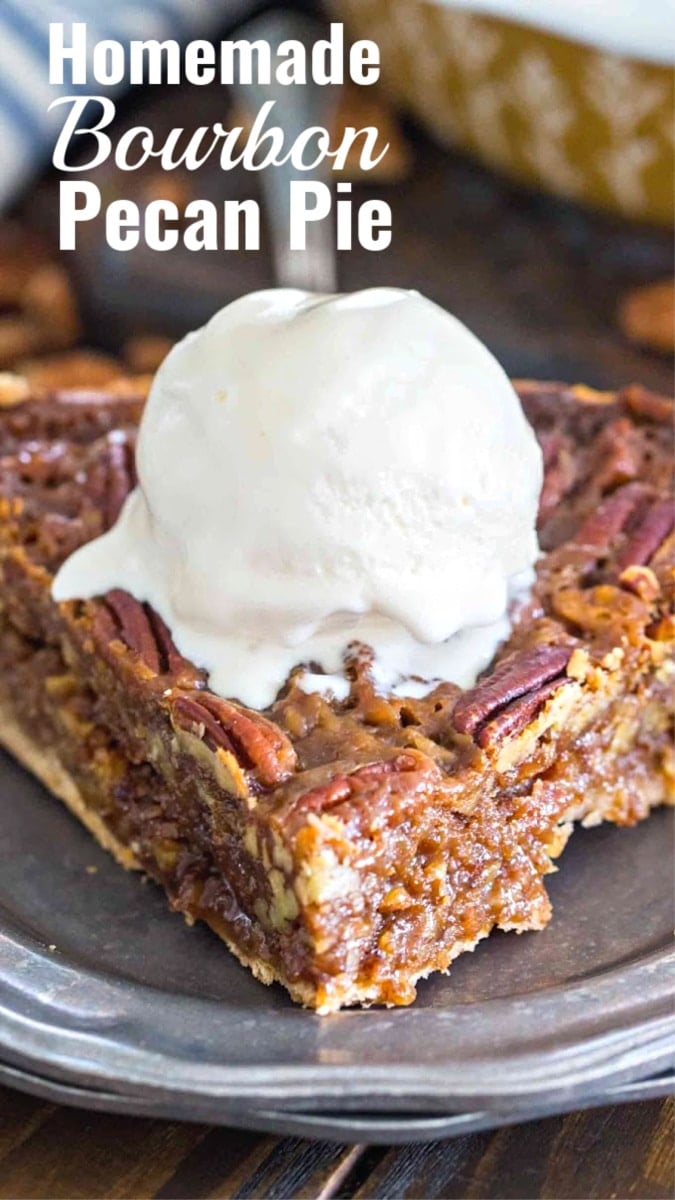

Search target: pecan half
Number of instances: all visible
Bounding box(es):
[617,498,675,571]
[103,435,135,527]
[477,676,570,749]
[595,417,641,491]
[573,482,647,550]
[146,606,198,680]
[90,601,118,651]
[104,589,161,674]
[84,432,135,529]
[452,644,572,738]
[171,694,233,751]
[297,751,433,815]
[171,691,296,788]
[98,590,199,683]
[538,434,577,524]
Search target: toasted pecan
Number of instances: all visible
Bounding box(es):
[452,645,573,739]
[538,434,577,523]
[145,607,198,680]
[172,691,296,788]
[171,693,235,751]
[595,417,642,491]
[477,676,571,749]
[84,433,136,529]
[95,590,200,685]
[297,751,435,814]
[104,436,135,528]
[104,589,161,674]
[617,498,675,571]
[573,482,647,550]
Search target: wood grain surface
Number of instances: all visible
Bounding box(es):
[0,1090,672,1199]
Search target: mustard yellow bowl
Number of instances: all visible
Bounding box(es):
[336,0,674,225]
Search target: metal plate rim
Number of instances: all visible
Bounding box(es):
[0,1058,673,1144]
[1,924,673,1111]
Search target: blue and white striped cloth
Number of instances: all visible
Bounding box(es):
[0,0,253,210]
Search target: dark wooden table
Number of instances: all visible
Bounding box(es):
[0,1088,673,1198]
[6,104,674,1200]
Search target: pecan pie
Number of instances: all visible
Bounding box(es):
[0,378,672,1011]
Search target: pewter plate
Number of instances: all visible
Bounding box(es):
[1,1060,673,1144]
[0,748,673,1134]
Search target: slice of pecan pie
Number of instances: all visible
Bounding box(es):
[0,375,672,1011]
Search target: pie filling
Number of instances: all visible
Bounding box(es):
[0,379,672,1010]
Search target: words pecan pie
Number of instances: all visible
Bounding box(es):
[0,378,672,1010]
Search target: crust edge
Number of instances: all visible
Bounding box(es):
[0,706,491,1012]
[0,702,325,1006]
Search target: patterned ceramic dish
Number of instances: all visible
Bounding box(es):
[335,0,674,225]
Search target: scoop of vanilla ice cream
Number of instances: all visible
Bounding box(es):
[53,288,543,708]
